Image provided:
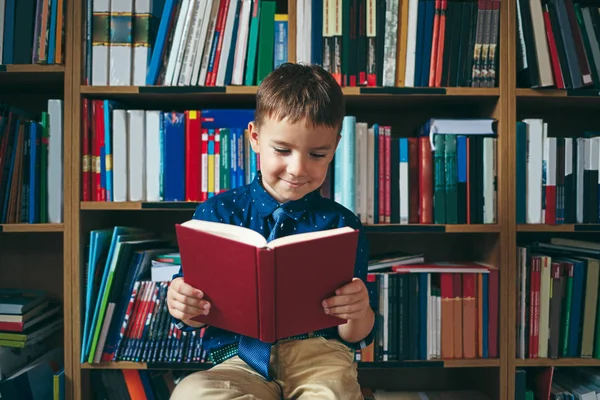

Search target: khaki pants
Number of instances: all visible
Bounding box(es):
[170,336,363,400]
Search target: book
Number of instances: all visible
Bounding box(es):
[175,219,359,342]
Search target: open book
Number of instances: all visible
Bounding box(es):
[175,219,358,342]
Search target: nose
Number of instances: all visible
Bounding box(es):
[287,153,307,177]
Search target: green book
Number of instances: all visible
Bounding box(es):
[40,112,49,224]
[245,0,262,86]
[445,135,458,224]
[256,1,276,85]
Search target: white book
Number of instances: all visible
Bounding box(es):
[483,138,497,223]
[355,122,368,223]
[133,0,152,86]
[404,0,419,87]
[47,100,63,223]
[92,0,111,86]
[529,0,554,87]
[216,0,240,86]
[190,0,214,85]
[178,0,204,86]
[231,0,252,85]
[198,0,221,85]
[541,124,549,221]
[172,0,196,86]
[109,0,133,86]
[112,110,128,202]
[128,110,146,201]
[382,0,398,86]
[145,111,161,201]
[523,118,543,224]
[164,0,191,85]
[538,256,550,358]
[577,138,586,223]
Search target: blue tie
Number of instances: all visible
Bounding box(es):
[238,207,287,380]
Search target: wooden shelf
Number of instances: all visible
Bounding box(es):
[515,358,600,367]
[364,224,501,233]
[0,223,64,232]
[517,224,600,232]
[0,64,65,73]
[0,64,65,88]
[81,201,200,210]
[81,359,499,370]
[80,85,499,97]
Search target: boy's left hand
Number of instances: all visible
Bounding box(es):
[322,278,370,321]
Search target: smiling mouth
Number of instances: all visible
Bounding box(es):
[281,179,306,188]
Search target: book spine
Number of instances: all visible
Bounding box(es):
[257,248,276,342]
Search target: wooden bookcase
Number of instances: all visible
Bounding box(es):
[2,0,598,398]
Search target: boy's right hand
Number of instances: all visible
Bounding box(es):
[167,277,211,327]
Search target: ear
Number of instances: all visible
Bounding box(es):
[248,121,261,154]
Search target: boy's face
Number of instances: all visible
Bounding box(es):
[248,116,340,204]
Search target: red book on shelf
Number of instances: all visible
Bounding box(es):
[175,220,358,343]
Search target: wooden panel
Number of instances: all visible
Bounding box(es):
[0,234,64,301]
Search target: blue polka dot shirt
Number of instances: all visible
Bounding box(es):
[172,172,373,364]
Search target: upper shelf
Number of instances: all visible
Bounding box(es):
[78,85,500,108]
[0,64,64,88]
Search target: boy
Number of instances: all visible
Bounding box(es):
[167,63,375,399]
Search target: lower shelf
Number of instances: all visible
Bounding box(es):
[81,359,500,370]
[515,358,600,367]
[0,223,64,232]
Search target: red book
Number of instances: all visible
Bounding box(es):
[175,220,358,342]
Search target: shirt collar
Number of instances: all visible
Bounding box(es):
[250,171,321,220]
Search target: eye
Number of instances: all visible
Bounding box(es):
[310,153,326,159]
[274,147,290,154]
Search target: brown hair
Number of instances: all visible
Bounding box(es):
[254,63,345,132]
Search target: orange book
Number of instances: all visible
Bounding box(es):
[176,220,358,342]
[462,273,476,358]
[440,273,454,358]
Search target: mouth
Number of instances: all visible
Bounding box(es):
[280,178,306,188]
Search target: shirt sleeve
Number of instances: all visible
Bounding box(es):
[171,202,220,331]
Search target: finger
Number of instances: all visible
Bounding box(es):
[170,290,210,309]
[172,279,204,299]
[322,292,365,309]
[327,308,366,320]
[325,300,364,316]
[335,279,364,296]
[170,300,208,318]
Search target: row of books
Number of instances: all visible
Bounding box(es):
[334,117,497,225]
[515,119,600,225]
[517,0,600,90]
[515,366,600,399]
[81,102,257,202]
[80,226,206,364]
[360,261,499,362]
[0,101,64,224]
[90,369,183,400]
[81,103,498,226]
[0,0,65,65]
[86,0,288,87]
[517,238,600,360]
[0,289,62,350]
[295,0,500,88]
[80,224,501,365]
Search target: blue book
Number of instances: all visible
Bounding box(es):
[162,112,185,201]
[146,0,177,85]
